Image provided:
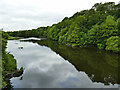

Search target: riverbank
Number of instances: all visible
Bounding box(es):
[1,31,23,89]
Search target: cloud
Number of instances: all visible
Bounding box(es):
[0,0,120,31]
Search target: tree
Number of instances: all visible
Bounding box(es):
[106,36,120,52]
[117,18,120,35]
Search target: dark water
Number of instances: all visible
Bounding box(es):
[6,38,119,88]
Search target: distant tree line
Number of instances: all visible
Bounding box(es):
[7,2,120,53]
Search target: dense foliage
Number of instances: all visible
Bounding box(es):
[8,2,120,53]
[0,30,23,88]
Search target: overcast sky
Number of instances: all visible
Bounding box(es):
[0,0,119,31]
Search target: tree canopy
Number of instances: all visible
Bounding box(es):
[7,2,120,53]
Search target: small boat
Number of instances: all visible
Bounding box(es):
[18,47,23,49]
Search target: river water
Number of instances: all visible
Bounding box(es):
[6,38,119,88]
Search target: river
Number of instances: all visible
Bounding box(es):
[6,38,119,88]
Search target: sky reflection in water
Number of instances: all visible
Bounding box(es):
[6,39,119,88]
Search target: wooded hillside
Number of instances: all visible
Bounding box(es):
[8,2,120,53]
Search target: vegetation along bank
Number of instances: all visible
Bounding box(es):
[1,31,23,89]
[7,2,120,53]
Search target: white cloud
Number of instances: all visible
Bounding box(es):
[0,0,119,31]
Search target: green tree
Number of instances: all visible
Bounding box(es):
[106,36,120,52]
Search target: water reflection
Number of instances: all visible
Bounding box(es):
[6,38,119,88]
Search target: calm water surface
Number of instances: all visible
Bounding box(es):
[6,38,119,88]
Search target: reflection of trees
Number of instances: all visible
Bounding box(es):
[23,39,119,85]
